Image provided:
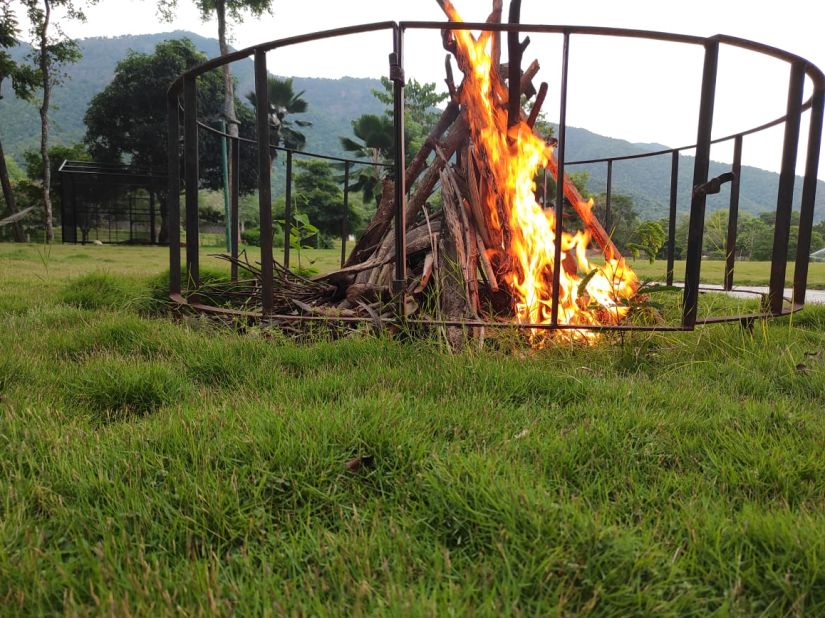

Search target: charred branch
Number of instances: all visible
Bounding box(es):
[507,0,524,129]
[527,82,548,128]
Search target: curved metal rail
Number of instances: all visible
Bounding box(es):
[166,20,824,334]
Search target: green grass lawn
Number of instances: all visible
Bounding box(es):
[2,242,825,615]
[629,258,825,289]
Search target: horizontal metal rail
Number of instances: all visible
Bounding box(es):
[169,289,801,333]
[168,22,399,95]
[194,118,392,168]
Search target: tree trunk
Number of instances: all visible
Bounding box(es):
[0,136,25,242]
[216,0,239,253]
[39,0,54,243]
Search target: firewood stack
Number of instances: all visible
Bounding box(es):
[215,0,638,347]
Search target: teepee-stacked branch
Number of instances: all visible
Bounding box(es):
[209,0,638,346]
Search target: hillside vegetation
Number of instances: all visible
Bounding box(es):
[1,32,384,164]
[2,32,824,220]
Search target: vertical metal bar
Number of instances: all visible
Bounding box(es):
[550,31,570,328]
[682,40,719,328]
[391,27,407,298]
[255,49,274,316]
[341,162,350,268]
[604,159,613,234]
[230,136,240,282]
[724,135,743,290]
[793,86,824,306]
[284,150,293,269]
[768,61,806,314]
[666,150,679,286]
[59,170,67,242]
[183,74,199,289]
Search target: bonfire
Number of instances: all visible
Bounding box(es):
[214,0,640,346]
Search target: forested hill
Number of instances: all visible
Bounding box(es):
[1,31,385,164]
[560,126,825,223]
[2,31,823,221]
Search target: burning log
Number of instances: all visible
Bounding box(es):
[438,166,480,349]
[545,155,620,260]
[343,34,546,296]
[488,0,504,74]
[429,0,639,338]
[464,146,493,249]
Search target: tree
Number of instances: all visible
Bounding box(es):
[156,0,275,237]
[339,113,395,206]
[83,38,258,242]
[0,0,39,242]
[16,142,89,229]
[748,211,818,261]
[813,218,825,241]
[592,191,640,253]
[371,77,447,126]
[627,220,666,263]
[809,229,825,255]
[371,76,448,154]
[291,159,360,239]
[340,78,444,208]
[246,76,311,158]
[702,209,730,259]
[734,212,766,261]
[21,0,93,242]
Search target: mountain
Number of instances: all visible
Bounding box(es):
[2,31,823,221]
[560,125,825,223]
[1,31,384,164]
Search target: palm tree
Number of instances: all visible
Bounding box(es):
[246,77,311,159]
[339,114,395,206]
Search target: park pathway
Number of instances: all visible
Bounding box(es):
[688,284,825,304]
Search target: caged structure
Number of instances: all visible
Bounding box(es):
[165,0,824,343]
[59,160,168,245]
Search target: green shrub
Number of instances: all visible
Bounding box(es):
[241,227,285,248]
[51,314,173,360]
[241,227,260,246]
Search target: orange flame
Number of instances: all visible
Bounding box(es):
[443,2,638,343]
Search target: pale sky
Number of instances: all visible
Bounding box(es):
[45,1,825,178]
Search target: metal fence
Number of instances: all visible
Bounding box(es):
[167,21,824,331]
